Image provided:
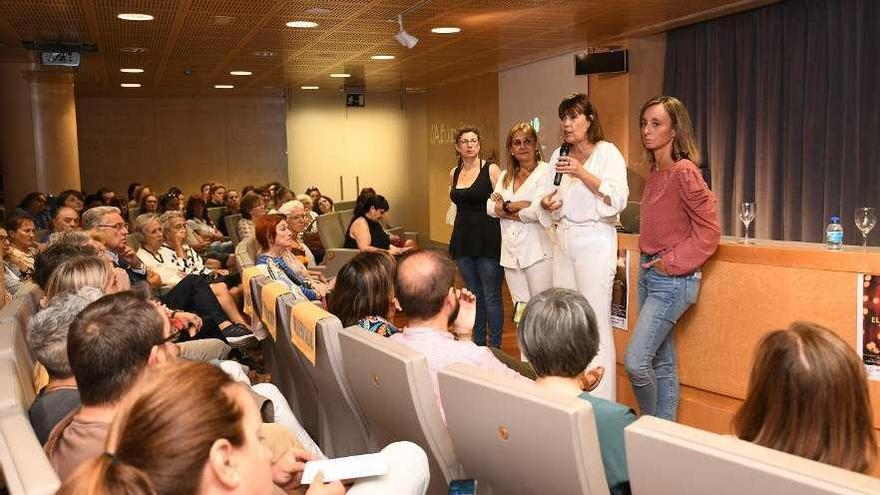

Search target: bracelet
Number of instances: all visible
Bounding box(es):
[502,200,511,214]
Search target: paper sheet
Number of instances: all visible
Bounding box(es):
[301,452,389,484]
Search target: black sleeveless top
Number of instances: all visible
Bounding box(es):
[449,163,501,259]
[344,216,391,250]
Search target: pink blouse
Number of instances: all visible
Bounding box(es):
[639,159,721,275]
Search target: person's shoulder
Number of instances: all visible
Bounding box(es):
[670,159,709,188]
[595,140,625,160]
[578,392,637,424]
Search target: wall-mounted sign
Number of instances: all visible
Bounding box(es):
[346,93,365,107]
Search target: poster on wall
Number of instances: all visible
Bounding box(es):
[858,274,880,381]
[611,250,629,330]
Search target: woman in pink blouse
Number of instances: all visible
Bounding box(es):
[624,96,720,421]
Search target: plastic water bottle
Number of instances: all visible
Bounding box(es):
[825,216,844,250]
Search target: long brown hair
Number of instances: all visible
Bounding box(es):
[59,361,245,494]
[639,95,701,166]
[329,251,397,326]
[733,322,877,473]
[503,122,543,188]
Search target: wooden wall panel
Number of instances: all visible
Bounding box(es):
[76,95,287,197]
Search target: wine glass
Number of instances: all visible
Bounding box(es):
[854,207,876,249]
[739,202,756,244]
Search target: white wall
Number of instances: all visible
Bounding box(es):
[498,52,588,162]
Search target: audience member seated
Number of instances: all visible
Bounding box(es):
[519,288,635,495]
[27,287,102,444]
[184,196,234,262]
[158,192,181,213]
[126,182,143,210]
[328,251,399,336]
[344,195,411,255]
[254,214,326,301]
[13,192,51,229]
[39,205,80,243]
[273,186,295,209]
[389,249,530,420]
[733,321,878,473]
[317,195,335,215]
[95,187,116,206]
[276,200,324,269]
[82,206,146,286]
[1,227,23,300]
[305,186,322,205]
[5,213,38,277]
[218,188,241,236]
[238,192,267,241]
[32,240,101,293]
[296,193,320,234]
[207,182,227,208]
[44,255,122,301]
[60,360,431,495]
[58,189,85,215]
[139,192,159,214]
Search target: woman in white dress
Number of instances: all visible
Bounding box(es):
[487,121,554,313]
[536,93,629,400]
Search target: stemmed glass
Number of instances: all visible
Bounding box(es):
[854,207,876,249]
[739,202,756,244]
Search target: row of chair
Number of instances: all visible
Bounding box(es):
[245,272,880,495]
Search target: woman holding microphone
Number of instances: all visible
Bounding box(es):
[624,96,719,420]
[487,122,553,314]
[537,93,629,400]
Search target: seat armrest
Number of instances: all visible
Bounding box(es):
[321,249,360,278]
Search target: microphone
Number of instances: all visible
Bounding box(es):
[554,143,571,186]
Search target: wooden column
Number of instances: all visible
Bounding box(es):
[25,70,81,196]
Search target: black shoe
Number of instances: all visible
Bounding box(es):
[222,323,259,349]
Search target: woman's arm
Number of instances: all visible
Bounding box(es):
[659,166,721,275]
[350,217,382,253]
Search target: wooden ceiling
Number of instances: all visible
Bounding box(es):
[0,0,779,96]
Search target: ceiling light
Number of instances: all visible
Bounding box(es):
[431,27,461,34]
[117,13,154,21]
[120,83,141,88]
[305,7,331,15]
[230,70,252,76]
[253,50,276,57]
[301,86,320,90]
[395,15,418,49]
[214,84,234,89]
[329,73,351,78]
[286,20,318,28]
[371,54,395,60]
[120,68,144,73]
[120,46,147,53]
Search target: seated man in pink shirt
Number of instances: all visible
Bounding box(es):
[390,249,531,421]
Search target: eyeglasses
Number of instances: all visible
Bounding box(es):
[289,214,310,221]
[97,223,127,231]
[458,138,479,146]
[162,324,191,344]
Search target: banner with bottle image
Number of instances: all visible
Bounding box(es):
[858,274,880,381]
[611,250,629,330]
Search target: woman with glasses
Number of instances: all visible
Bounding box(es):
[449,126,504,348]
[536,93,630,401]
[238,192,267,241]
[487,122,553,316]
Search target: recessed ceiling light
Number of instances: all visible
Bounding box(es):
[120,83,141,88]
[229,70,252,76]
[120,46,147,53]
[301,86,320,90]
[329,73,351,78]
[305,7,331,15]
[286,20,318,28]
[214,84,234,89]
[252,50,276,57]
[117,13,154,21]
[431,27,460,34]
[371,54,395,60]
[120,68,144,73]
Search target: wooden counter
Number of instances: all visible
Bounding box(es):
[613,234,880,442]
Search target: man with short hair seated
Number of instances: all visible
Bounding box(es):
[390,249,530,421]
[519,288,636,495]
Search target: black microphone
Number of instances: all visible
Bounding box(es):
[554,143,571,186]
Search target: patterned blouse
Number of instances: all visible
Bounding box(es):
[256,254,319,301]
[357,315,400,337]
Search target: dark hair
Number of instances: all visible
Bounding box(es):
[5,213,35,232]
[139,193,159,213]
[241,185,255,196]
[58,361,245,495]
[167,187,183,197]
[127,183,142,202]
[453,127,482,168]
[254,214,286,251]
[518,288,599,378]
[305,186,322,196]
[51,205,78,221]
[329,252,397,326]
[558,93,605,144]
[67,291,165,406]
[240,192,264,220]
[734,322,877,473]
[58,189,85,207]
[361,195,389,216]
[395,250,456,321]
[274,186,292,206]
[157,194,179,213]
[16,192,46,211]
[353,188,378,217]
[184,195,209,222]
[317,195,335,214]
[33,243,98,290]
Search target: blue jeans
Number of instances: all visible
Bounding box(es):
[455,256,504,347]
[624,255,701,421]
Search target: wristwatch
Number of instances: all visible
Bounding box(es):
[502,200,511,214]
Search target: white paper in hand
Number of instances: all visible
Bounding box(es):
[301,452,390,484]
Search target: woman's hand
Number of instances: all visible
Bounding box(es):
[540,190,563,211]
[490,192,504,203]
[555,154,587,181]
[642,257,669,275]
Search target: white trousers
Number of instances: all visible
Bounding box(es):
[504,257,554,304]
[552,222,618,401]
[348,441,430,495]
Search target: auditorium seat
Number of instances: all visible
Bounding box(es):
[625,416,880,494]
[0,320,36,409]
[438,363,610,495]
[207,206,225,229]
[338,326,462,495]
[0,283,40,337]
[0,406,60,495]
[284,301,374,457]
[225,214,242,245]
[315,211,358,277]
[235,237,257,270]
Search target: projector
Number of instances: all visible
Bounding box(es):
[394,15,418,49]
[40,51,81,67]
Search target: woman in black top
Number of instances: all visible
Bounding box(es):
[449,127,504,347]
[344,194,410,255]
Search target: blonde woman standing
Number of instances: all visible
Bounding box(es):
[487,122,553,312]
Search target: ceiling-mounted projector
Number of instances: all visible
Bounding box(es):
[395,15,418,49]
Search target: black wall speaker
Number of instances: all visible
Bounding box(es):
[575,50,628,75]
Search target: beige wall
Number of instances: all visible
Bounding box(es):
[498,51,589,162]
[76,96,287,197]
[0,62,38,207]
